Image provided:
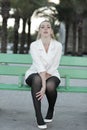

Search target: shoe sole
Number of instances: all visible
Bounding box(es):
[44,119,53,123]
[38,124,47,129]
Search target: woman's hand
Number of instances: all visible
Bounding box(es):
[36,87,46,101]
[36,71,46,100]
[46,73,51,79]
[36,72,51,100]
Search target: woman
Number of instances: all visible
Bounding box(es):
[25,20,62,129]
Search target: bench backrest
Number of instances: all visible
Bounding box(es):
[0,53,87,79]
[0,53,87,67]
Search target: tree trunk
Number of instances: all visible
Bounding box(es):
[1,0,10,53]
[64,23,69,55]
[77,20,83,56]
[26,18,31,53]
[72,22,77,56]
[1,18,7,53]
[13,16,20,54]
[19,18,27,54]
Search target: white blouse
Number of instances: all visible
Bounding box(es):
[25,39,62,80]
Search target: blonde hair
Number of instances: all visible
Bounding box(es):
[37,20,55,39]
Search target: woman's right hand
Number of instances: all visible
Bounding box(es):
[36,72,51,100]
[36,87,46,100]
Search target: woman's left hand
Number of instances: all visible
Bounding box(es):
[36,87,46,101]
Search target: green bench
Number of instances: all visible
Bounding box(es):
[0,53,87,93]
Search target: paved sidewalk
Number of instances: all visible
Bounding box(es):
[0,90,87,130]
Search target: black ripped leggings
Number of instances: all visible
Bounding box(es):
[25,73,60,125]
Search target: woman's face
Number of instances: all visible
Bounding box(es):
[39,21,52,38]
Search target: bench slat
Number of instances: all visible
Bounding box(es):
[0,53,32,64]
[58,86,87,93]
[0,65,29,75]
[59,68,87,79]
[60,56,87,67]
[0,84,31,91]
[0,65,86,79]
[0,84,87,93]
[0,53,87,67]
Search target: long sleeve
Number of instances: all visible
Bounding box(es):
[47,43,62,75]
[30,43,46,73]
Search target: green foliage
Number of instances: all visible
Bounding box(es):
[55,4,74,22]
[55,0,87,22]
[10,0,49,18]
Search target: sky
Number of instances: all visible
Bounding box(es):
[0,0,60,34]
[49,0,59,4]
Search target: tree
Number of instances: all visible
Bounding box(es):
[55,0,76,54]
[10,0,49,54]
[19,0,49,53]
[7,27,14,43]
[55,0,87,55]
[13,10,20,53]
[10,0,21,53]
[1,0,10,53]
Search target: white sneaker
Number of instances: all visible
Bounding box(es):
[44,119,53,123]
[38,124,47,129]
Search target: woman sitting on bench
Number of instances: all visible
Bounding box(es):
[25,20,62,129]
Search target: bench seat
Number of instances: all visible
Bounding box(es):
[0,83,87,93]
